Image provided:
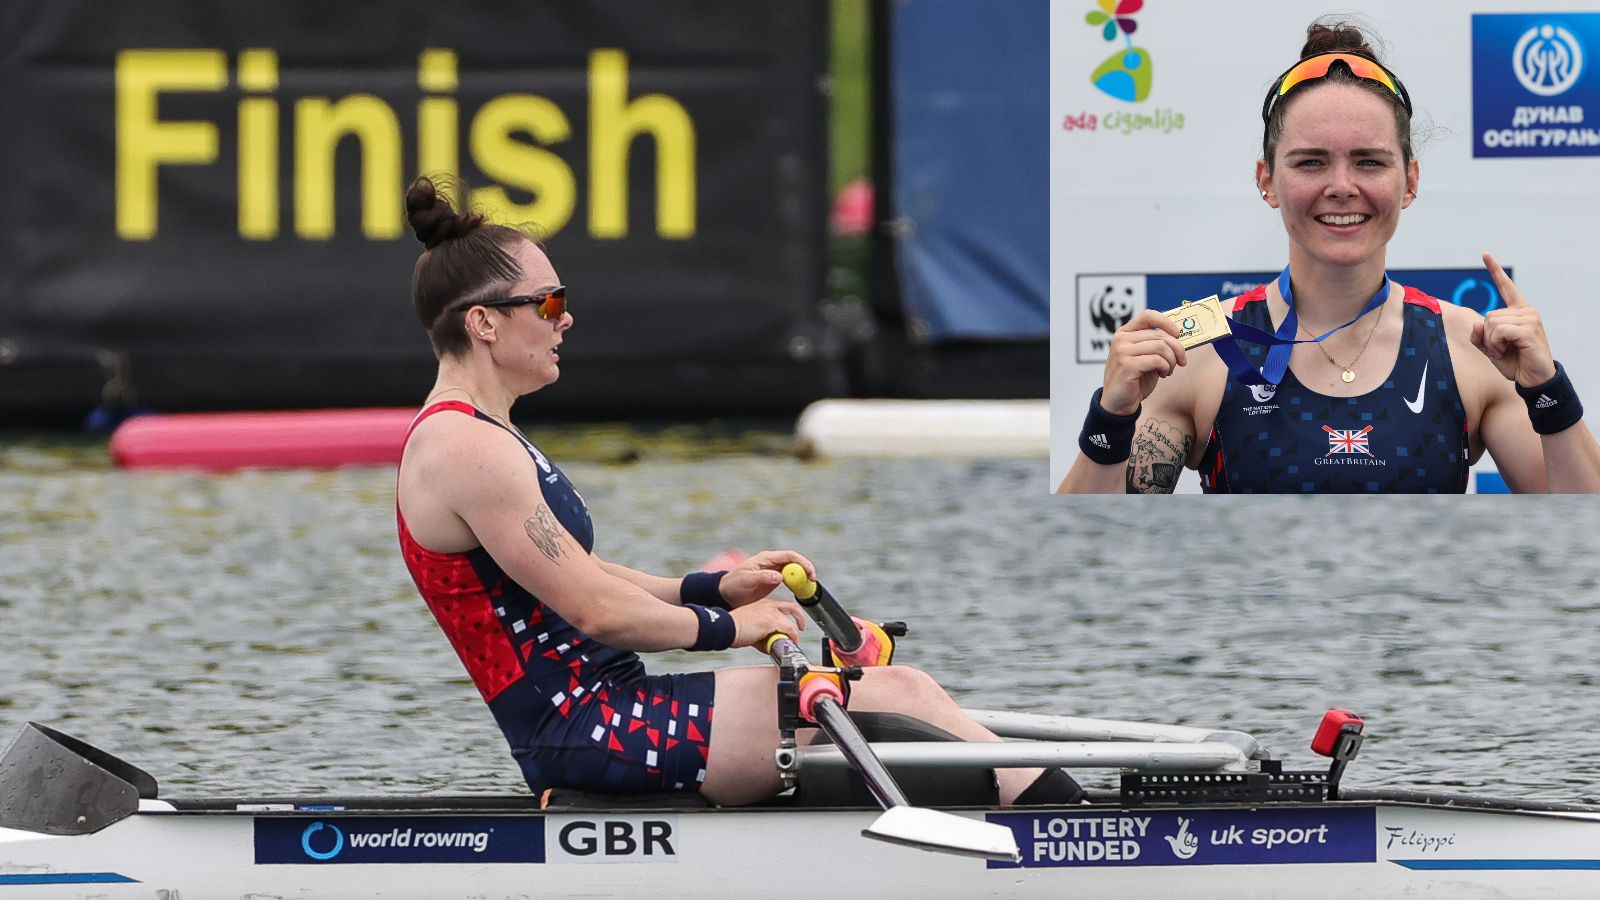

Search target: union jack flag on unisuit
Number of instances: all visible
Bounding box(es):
[1323,425,1374,457]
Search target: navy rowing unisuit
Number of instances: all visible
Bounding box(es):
[398,401,716,794]
[1199,286,1469,493]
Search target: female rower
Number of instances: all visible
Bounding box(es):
[395,178,1078,806]
[1058,20,1600,494]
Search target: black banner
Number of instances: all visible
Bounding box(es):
[0,1,830,420]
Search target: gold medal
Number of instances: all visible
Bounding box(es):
[1162,296,1231,350]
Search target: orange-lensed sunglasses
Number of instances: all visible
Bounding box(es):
[1262,52,1412,124]
[454,285,567,320]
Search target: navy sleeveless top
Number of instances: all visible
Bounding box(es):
[1199,286,1469,494]
[398,401,645,719]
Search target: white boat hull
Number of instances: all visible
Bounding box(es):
[4,800,1600,899]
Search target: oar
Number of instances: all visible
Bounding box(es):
[765,611,1019,860]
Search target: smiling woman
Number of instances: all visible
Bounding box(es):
[1057,18,1600,495]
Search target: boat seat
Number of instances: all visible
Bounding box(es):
[794,711,999,808]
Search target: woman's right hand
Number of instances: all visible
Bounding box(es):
[729,598,805,649]
[1100,310,1189,416]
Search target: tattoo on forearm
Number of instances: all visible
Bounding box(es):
[523,505,567,562]
[1125,418,1193,494]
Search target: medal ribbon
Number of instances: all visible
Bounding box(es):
[1211,265,1392,386]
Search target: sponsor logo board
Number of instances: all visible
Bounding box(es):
[1076,268,1510,366]
[1474,13,1600,157]
[987,807,1375,868]
[254,816,544,865]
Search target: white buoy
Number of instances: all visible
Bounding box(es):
[794,399,1047,458]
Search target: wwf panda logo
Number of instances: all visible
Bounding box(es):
[1089,285,1136,334]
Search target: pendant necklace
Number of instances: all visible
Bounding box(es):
[1302,301,1384,383]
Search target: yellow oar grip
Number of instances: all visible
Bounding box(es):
[763,633,786,653]
[782,563,817,600]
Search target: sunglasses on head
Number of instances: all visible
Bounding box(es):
[1262,52,1412,124]
[454,285,567,320]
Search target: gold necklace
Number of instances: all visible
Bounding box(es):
[1301,302,1385,383]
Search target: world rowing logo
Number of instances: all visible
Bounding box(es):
[1513,24,1585,96]
[1323,426,1375,458]
[302,821,345,860]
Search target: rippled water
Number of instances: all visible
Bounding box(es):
[2,435,1598,803]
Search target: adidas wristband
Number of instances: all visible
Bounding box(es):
[1078,388,1140,465]
[1517,360,1583,435]
[680,571,730,611]
[686,604,737,651]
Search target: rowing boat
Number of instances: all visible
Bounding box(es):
[5,576,1599,897]
[6,708,1600,898]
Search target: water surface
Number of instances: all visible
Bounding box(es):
[2,436,1597,802]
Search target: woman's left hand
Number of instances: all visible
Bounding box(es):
[1472,252,1557,388]
[717,550,817,607]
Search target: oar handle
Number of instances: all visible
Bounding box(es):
[765,634,807,669]
[781,564,863,654]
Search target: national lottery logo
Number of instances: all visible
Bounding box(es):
[1513,24,1585,97]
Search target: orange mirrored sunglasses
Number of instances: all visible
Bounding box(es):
[1262,52,1412,124]
[457,286,567,320]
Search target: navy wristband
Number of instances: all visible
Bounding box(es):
[681,571,730,610]
[1516,360,1584,435]
[1078,388,1140,465]
[686,604,736,651]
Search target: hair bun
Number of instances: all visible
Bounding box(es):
[1301,19,1379,61]
[405,177,484,249]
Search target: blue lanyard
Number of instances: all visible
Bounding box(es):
[1211,265,1391,386]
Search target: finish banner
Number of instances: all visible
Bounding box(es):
[0,1,828,416]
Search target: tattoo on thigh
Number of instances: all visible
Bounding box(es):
[1125,418,1193,494]
[523,505,567,561]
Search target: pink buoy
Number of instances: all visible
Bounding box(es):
[830,178,874,236]
[699,547,748,573]
[109,408,419,471]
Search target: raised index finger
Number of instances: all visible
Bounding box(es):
[1483,252,1528,308]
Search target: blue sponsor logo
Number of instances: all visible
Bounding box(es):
[986,807,1375,868]
[1146,269,1508,316]
[1473,14,1600,157]
[254,815,545,865]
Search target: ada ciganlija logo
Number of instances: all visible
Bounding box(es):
[1086,0,1150,102]
[1063,2,1184,137]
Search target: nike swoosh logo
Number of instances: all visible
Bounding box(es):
[1405,360,1428,414]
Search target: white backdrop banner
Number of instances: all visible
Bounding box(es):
[1049,1,1600,491]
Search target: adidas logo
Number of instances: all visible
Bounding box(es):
[1088,433,1111,449]
[1536,394,1558,409]
[707,609,721,621]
